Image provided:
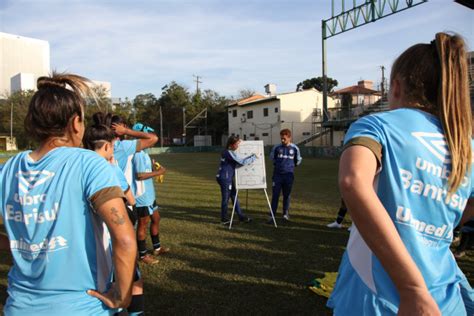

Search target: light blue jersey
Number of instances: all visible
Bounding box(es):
[133,151,156,209]
[113,163,129,192]
[328,108,474,315]
[0,147,123,315]
[114,139,138,186]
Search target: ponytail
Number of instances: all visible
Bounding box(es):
[391,32,471,193]
[435,33,471,193]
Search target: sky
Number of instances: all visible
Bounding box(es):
[0,0,472,99]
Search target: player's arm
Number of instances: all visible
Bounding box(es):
[112,123,158,152]
[88,197,137,309]
[124,187,135,206]
[229,151,256,166]
[294,145,302,166]
[136,166,167,181]
[339,145,440,315]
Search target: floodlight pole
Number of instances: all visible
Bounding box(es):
[321,0,427,123]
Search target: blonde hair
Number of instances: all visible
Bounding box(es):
[391,32,471,193]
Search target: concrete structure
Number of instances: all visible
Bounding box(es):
[10,73,36,93]
[0,136,17,151]
[0,32,50,97]
[331,80,381,111]
[228,87,335,146]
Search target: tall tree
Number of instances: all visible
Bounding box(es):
[0,90,35,149]
[296,77,338,93]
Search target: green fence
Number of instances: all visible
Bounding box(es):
[1,146,343,160]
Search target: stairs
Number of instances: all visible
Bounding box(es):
[297,128,331,146]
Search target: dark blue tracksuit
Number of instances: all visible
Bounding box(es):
[216,149,256,221]
[270,143,302,216]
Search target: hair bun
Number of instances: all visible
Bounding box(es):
[92,112,106,126]
[37,76,67,90]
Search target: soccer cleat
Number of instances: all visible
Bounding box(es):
[221,218,231,225]
[266,217,275,225]
[153,247,170,256]
[327,221,343,229]
[240,216,252,223]
[283,214,290,221]
[139,254,159,265]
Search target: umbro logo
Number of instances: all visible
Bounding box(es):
[16,170,55,194]
[411,132,450,163]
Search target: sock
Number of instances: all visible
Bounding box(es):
[137,239,147,258]
[127,294,144,316]
[151,234,161,250]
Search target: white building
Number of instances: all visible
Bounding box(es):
[10,73,36,93]
[0,32,50,97]
[228,86,335,146]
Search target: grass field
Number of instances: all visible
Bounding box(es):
[0,152,473,314]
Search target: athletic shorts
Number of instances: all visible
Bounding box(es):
[136,201,158,218]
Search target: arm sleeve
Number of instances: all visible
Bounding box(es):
[269,145,277,161]
[343,115,385,166]
[83,153,125,210]
[294,145,302,166]
[123,140,138,158]
[228,150,256,166]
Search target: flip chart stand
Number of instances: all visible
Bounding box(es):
[229,189,277,229]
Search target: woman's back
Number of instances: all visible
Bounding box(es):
[0,147,119,315]
[329,108,473,315]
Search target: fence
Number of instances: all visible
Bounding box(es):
[0,145,343,160]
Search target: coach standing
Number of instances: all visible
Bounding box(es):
[269,129,302,222]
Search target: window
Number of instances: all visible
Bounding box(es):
[302,132,310,136]
[263,108,269,117]
[243,135,247,140]
[232,109,237,117]
[250,133,255,137]
[247,110,253,119]
[262,133,269,136]
[275,107,279,113]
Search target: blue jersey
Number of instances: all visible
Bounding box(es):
[0,147,123,315]
[114,139,138,186]
[113,163,129,192]
[216,149,256,183]
[270,143,302,175]
[133,151,156,207]
[328,108,474,315]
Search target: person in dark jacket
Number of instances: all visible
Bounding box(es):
[216,136,256,225]
[269,129,302,221]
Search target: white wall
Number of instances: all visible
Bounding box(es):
[10,73,35,93]
[0,32,50,97]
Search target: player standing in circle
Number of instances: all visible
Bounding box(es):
[0,73,136,315]
[216,136,256,225]
[269,129,302,222]
[328,33,474,315]
[132,123,170,263]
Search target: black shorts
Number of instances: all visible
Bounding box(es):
[136,201,158,218]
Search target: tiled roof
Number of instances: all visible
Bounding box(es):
[332,85,380,95]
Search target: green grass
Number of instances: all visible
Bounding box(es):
[0,153,473,314]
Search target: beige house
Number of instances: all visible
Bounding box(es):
[228,86,335,146]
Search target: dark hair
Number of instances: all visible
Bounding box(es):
[24,72,93,142]
[226,135,240,149]
[391,32,471,192]
[83,112,115,150]
[280,129,291,137]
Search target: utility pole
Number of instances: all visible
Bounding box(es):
[182,107,186,146]
[193,75,202,94]
[159,105,163,147]
[380,65,385,101]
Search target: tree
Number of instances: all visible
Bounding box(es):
[237,89,256,99]
[0,90,35,149]
[296,77,338,93]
